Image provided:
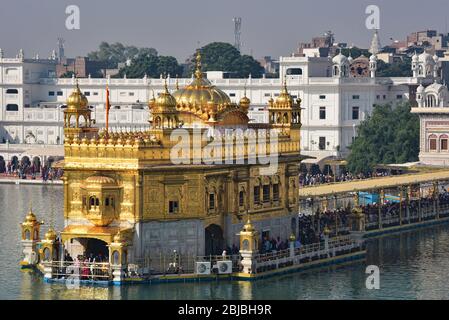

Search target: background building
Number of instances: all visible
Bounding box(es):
[1,48,442,166]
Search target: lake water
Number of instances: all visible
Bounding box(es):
[1,184,449,300]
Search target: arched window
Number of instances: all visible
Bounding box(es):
[429,134,438,151]
[239,190,245,207]
[43,248,51,261]
[95,198,100,206]
[333,66,339,77]
[6,104,19,111]
[154,116,161,128]
[24,230,31,240]
[426,94,437,107]
[112,251,120,265]
[90,197,95,208]
[286,68,303,75]
[440,135,448,151]
[105,198,110,206]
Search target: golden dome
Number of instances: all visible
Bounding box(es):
[243,218,256,232]
[44,228,57,241]
[25,210,37,223]
[240,96,250,106]
[239,87,251,108]
[67,81,88,110]
[275,78,293,107]
[172,51,232,108]
[154,79,177,112]
[85,175,117,186]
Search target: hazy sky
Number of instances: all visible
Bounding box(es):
[1,0,449,62]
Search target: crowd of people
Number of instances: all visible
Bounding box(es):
[299,171,391,187]
[2,160,63,181]
[363,189,449,227]
[58,251,109,280]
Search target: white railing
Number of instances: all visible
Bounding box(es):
[255,236,362,272]
[44,261,111,280]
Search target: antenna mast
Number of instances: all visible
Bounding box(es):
[233,17,242,52]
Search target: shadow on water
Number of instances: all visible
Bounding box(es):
[2,184,449,299]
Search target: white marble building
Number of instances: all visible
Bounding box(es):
[412,80,449,166]
[1,48,442,166]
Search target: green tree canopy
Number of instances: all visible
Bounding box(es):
[87,42,158,68]
[376,57,412,77]
[186,42,264,78]
[117,53,183,78]
[340,47,370,58]
[60,71,75,78]
[346,102,419,174]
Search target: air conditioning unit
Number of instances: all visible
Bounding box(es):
[216,260,233,274]
[196,261,211,275]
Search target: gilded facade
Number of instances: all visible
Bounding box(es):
[58,52,305,262]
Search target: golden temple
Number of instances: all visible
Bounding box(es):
[20,51,305,280]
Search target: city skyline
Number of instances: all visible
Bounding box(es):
[1,0,449,62]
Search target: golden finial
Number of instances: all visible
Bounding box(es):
[282,74,288,93]
[194,50,202,80]
[163,75,169,93]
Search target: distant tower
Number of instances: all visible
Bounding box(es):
[324,30,335,47]
[233,17,242,52]
[369,29,381,55]
[57,37,65,61]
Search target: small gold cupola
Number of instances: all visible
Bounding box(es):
[268,77,302,142]
[150,77,180,129]
[239,85,251,114]
[67,82,89,111]
[63,79,98,141]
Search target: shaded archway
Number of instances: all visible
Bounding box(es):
[0,156,5,173]
[21,156,31,167]
[86,238,109,261]
[205,224,224,256]
[65,237,109,262]
[32,157,41,173]
[11,156,19,170]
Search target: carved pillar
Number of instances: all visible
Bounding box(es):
[239,218,260,274]
[350,192,365,232]
[20,209,42,267]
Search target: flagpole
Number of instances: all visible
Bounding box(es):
[105,85,110,137]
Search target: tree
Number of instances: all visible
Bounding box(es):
[117,53,183,78]
[87,42,158,68]
[186,42,264,78]
[346,102,419,174]
[340,47,370,58]
[60,71,75,78]
[377,57,412,77]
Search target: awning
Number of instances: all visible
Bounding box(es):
[60,225,133,244]
[298,169,449,198]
